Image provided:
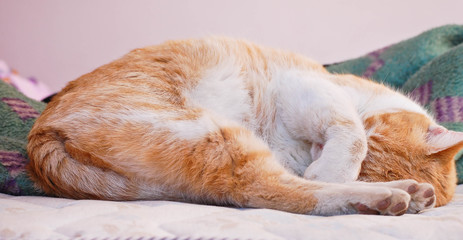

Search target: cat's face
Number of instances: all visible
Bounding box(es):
[358,111,463,206]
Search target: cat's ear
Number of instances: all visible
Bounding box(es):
[426,125,463,155]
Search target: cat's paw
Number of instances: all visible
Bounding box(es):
[314,184,411,216]
[372,179,436,213]
[350,188,410,216]
[406,182,436,213]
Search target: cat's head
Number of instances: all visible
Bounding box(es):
[358,111,463,206]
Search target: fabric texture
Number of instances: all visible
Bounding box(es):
[0,80,46,195]
[326,24,463,183]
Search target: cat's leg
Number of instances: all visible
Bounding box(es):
[301,116,367,183]
[273,71,367,182]
[179,123,411,216]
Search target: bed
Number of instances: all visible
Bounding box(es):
[1,25,463,240]
[1,185,463,239]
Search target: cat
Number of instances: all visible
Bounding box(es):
[27,37,463,216]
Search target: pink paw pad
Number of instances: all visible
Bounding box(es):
[407,184,418,194]
[353,203,379,215]
[423,188,434,198]
[377,198,391,210]
[391,202,407,213]
[425,197,435,207]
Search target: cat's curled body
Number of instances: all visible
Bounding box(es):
[27,37,463,216]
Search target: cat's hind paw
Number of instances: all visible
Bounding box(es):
[406,182,436,213]
[350,188,410,216]
[369,179,436,213]
[312,183,411,216]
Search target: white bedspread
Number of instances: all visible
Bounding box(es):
[1,185,463,240]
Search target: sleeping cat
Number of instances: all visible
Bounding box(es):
[27,37,463,216]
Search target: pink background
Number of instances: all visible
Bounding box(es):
[1,0,462,93]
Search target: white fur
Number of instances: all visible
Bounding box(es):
[267,69,367,182]
[185,59,254,129]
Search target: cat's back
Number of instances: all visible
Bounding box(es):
[40,37,325,124]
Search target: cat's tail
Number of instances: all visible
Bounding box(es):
[26,127,136,200]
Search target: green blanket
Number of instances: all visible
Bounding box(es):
[326,24,463,183]
[1,25,463,196]
[0,82,46,195]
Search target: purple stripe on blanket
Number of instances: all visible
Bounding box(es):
[11,111,40,119]
[432,96,463,123]
[368,46,389,58]
[362,46,390,78]
[0,151,27,177]
[0,155,26,164]
[363,59,385,78]
[0,151,24,158]
[9,105,39,114]
[2,98,30,107]
[0,177,20,195]
[434,98,445,122]
[1,97,40,120]
[410,81,433,106]
[447,97,455,122]
[458,98,463,122]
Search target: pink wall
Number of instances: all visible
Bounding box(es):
[1,0,462,92]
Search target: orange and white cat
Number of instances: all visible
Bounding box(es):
[27,37,463,216]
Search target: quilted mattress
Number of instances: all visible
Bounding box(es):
[1,185,463,240]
